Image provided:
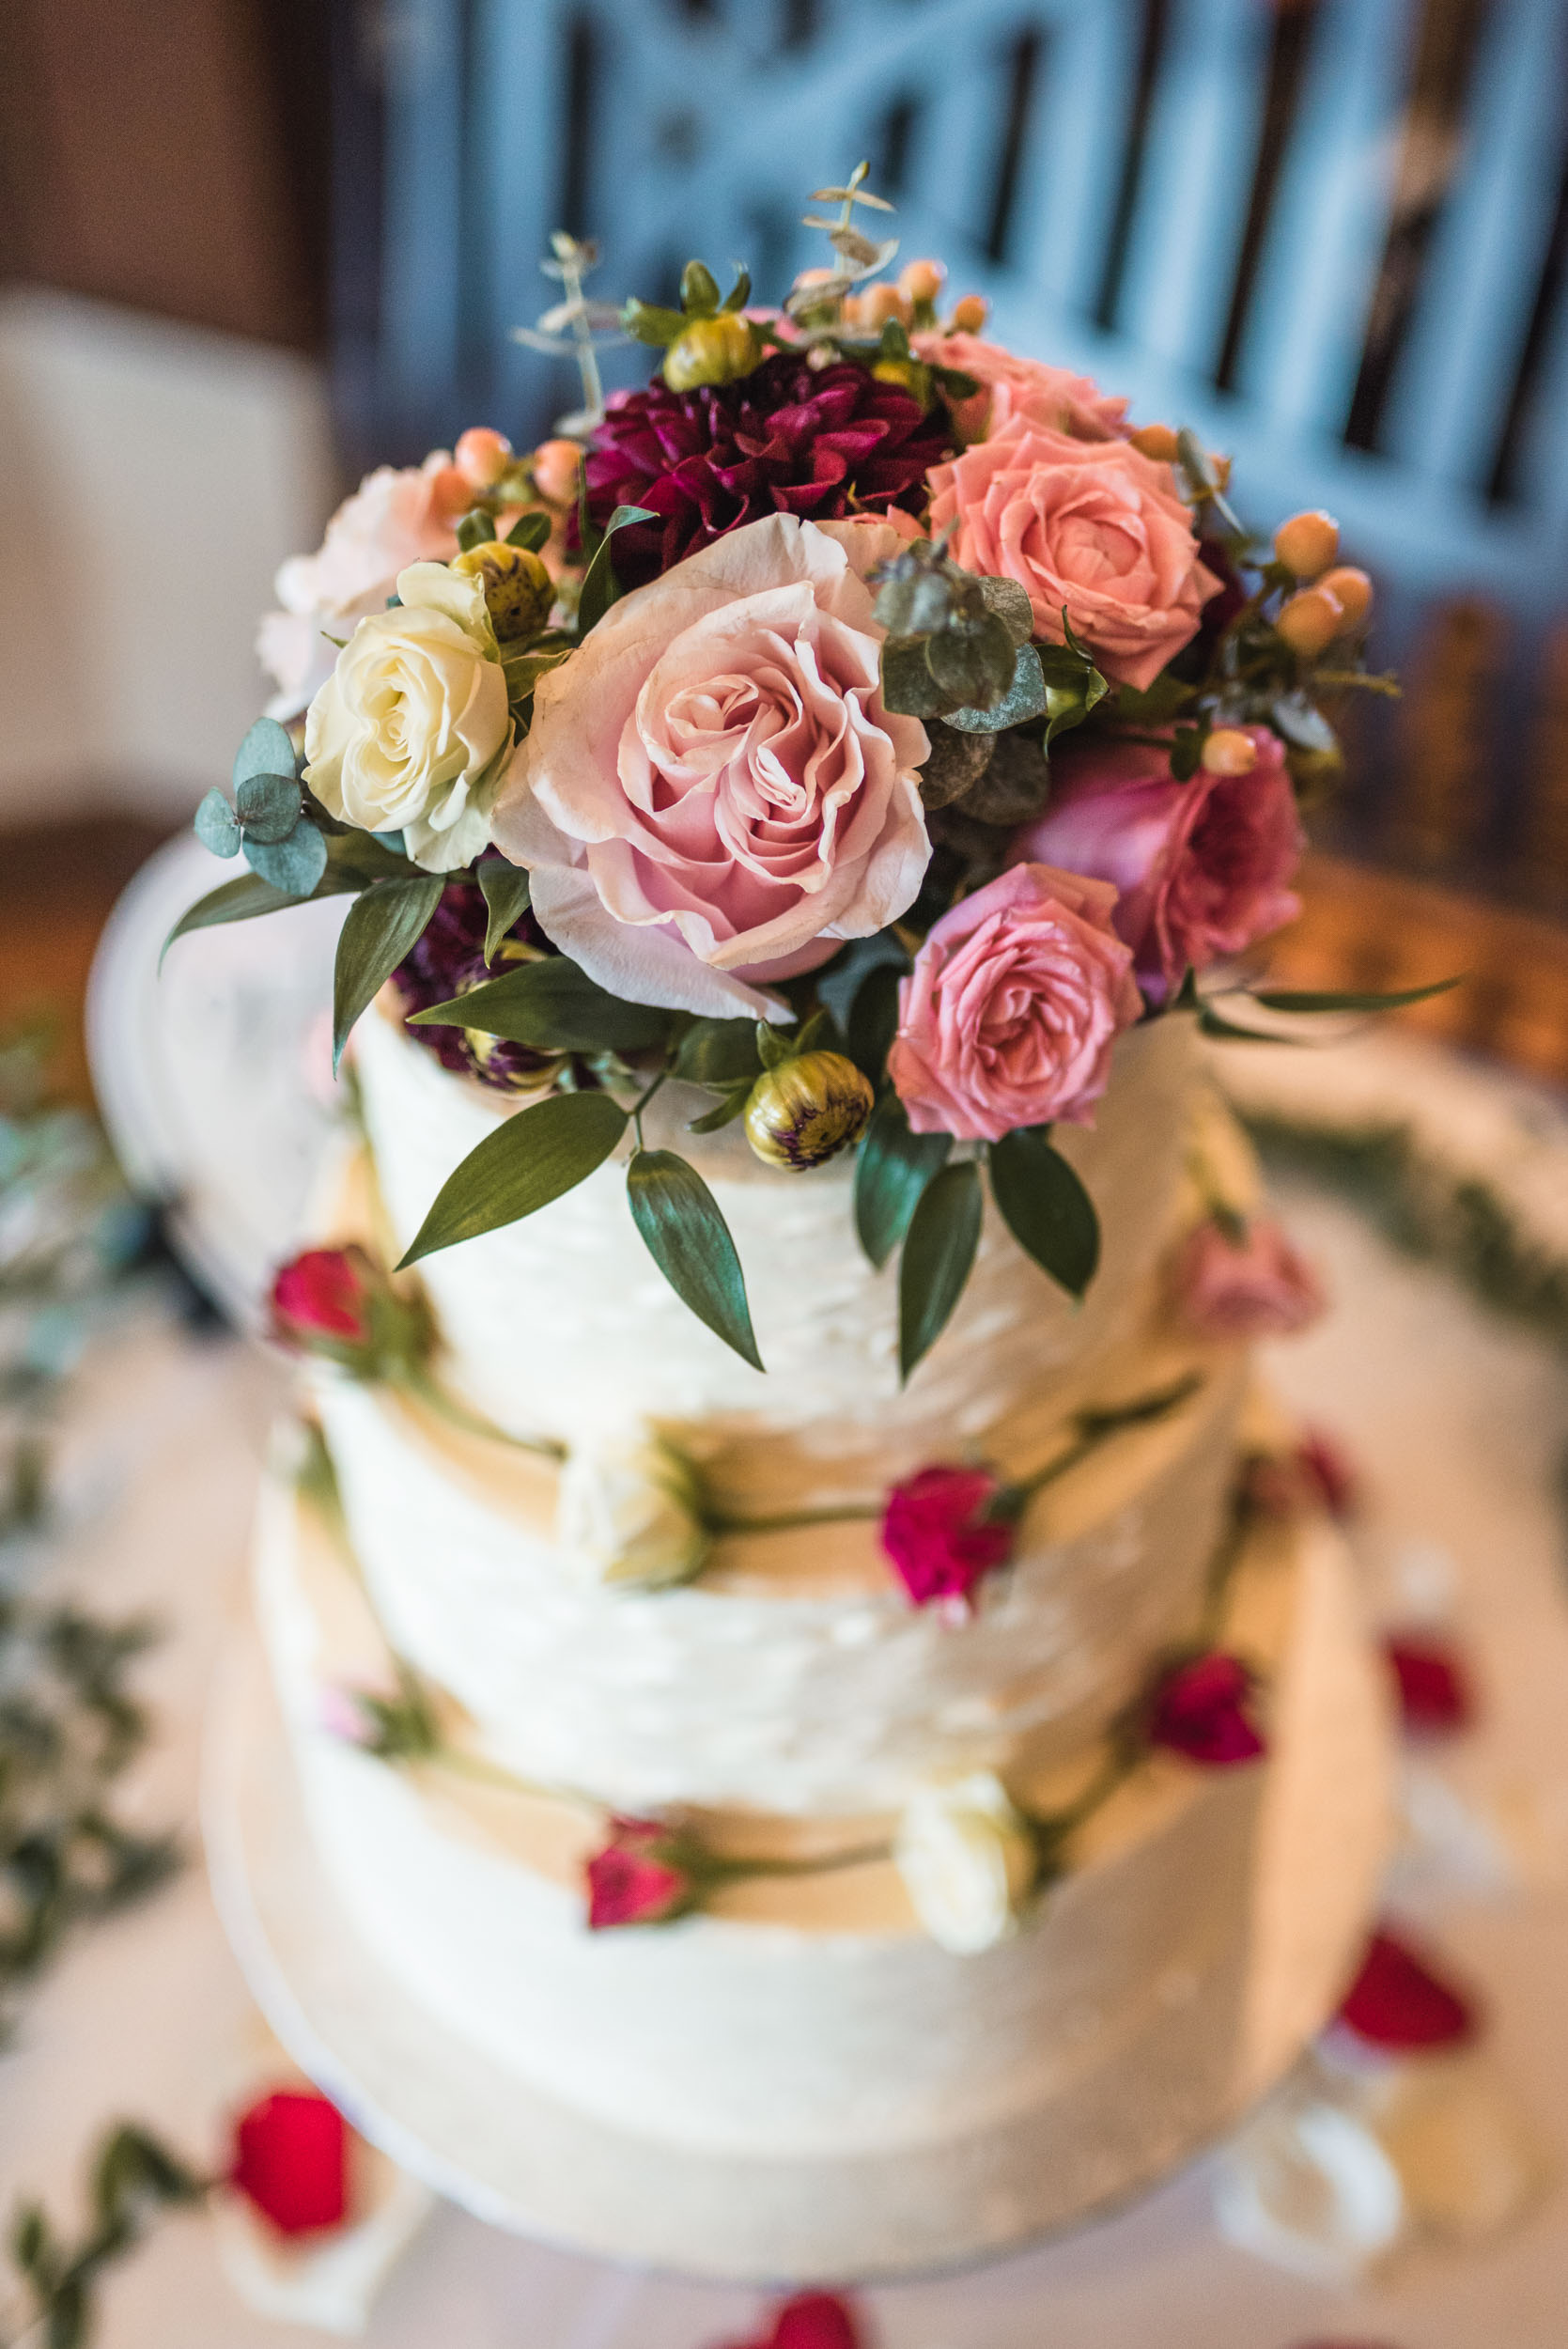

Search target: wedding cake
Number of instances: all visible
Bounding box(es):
[180,176,1410,2250]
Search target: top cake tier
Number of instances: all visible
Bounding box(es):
[353,1005,1202,1483]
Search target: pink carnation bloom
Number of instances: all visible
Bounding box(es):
[926,420,1219,691]
[492,515,930,1019]
[888,862,1141,1142]
[913,330,1130,446]
[1171,1217,1326,1341]
[585,1818,692,1929]
[1015,728,1304,1004]
[879,1466,1014,1612]
[1147,1652,1265,1766]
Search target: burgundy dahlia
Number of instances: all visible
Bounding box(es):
[582,351,953,588]
[391,876,553,1086]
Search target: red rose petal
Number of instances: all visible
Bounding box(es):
[229,2089,349,2236]
[1384,1636,1472,1735]
[1337,1929,1476,2050]
[720,2292,864,2349]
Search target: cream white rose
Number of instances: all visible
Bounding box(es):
[303,562,511,872]
[556,1429,710,1590]
[894,1772,1037,1953]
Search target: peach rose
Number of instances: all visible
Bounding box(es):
[927,421,1220,691]
[491,515,930,1019]
[257,452,468,720]
[888,862,1141,1142]
[913,331,1129,446]
[1171,1218,1326,1340]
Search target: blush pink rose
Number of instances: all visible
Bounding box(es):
[256,451,471,720]
[1014,727,1304,1003]
[491,515,930,1019]
[926,421,1220,691]
[913,331,1130,446]
[1171,1217,1326,1339]
[888,862,1141,1142]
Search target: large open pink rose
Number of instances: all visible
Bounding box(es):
[490,515,930,1018]
[926,422,1219,691]
[888,863,1141,1141]
[1016,727,1303,1003]
[912,332,1129,446]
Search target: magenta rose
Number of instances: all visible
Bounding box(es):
[1171,1217,1326,1340]
[228,2089,349,2237]
[270,1247,375,1351]
[1015,728,1304,1004]
[1146,1652,1265,1766]
[879,1466,1014,1613]
[926,420,1219,691]
[491,515,930,1018]
[584,1817,695,1929]
[888,862,1141,1142]
[913,330,1129,446]
[721,2295,864,2349]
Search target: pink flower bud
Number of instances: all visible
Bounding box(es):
[1273,507,1340,580]
[1147,1652,1265,1765]
[584,1816,694,1928]
[530,437,582,506]
[1201,726,1258,776]
[270,1247,375,1350]
[1336,1928,1476,2050]
[454,426,512,488]
[228,2090,349,2236]
[1172,1217,1326,1340]
[879,1466,1014,1611]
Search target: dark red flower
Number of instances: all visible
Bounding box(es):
[1295,1429,1358,1519]
[270,1247,374,1350]
[720,2292,864,2349]
[390,874,551,1082]
[1337,1928,1476,2050]
[229,2089,349,2236]
[585,1816,694,1929]
[582,352,951,588]
[1242,1429,1359,1522]
[1147,1652,1266,1765]
[879,1466,1014,1610]
[1384,1634,1472,1735]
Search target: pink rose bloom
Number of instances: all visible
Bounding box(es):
[585,1818,693,1929]
[879,1465,1014,1613]
[888,862,1141,1142]
[256,451,468,720]
[270,1246,375,1349]
[491,515,930,1019]
[913,330,1129,446]
[927,421,1220,691]
[1015,727,1304,1003]
[1147,1653,1265,1766]
[1171,1217,1326,1340]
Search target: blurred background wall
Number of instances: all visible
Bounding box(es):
[3,0,1567,1068]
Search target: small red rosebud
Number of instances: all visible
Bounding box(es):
[1384,1634,1472,1735]
[1295,1428,1358,1518]
[1148,1652,1266,1766]
[1336,1928,1476,2051]
[229,2089,349,2237]
[1171,1217,1326,1342]
[879,1466,1014,1612]
[720,2293,865,2349]
[1241,1429,1359,1521]
[585,1816,693,1929]
[270,1247,375,1350]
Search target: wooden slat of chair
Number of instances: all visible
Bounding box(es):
[380,0,468,441]
[477,0,571,430]
[1017,0,1146,315]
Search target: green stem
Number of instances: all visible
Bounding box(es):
[396,1364,566,1461]
[706,1840,891,1885]
[631,1064,669,1150]
[706,1501,882,1538]
[429,1743,598,1816]
[1009,1373,1203,1507]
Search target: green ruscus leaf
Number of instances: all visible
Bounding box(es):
[627,1148,763,1369]
[898,1159,983,1381]
[332,874,444,1068]
[1247,977,1465,1016]
[161,871,313,965]
[854,1093,951,1270]
[576,505,658,638]
[988,1126,1101,1300]
[398,1089,629,1267]
[411,956,672,1055]
[477,860,532,963]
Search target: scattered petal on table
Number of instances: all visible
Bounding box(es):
[1336,1928,1476,2050]
[1213,2081,1405,2282]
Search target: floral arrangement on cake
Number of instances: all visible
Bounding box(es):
[170,165,1449,1377]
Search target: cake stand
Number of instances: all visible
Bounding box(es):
[203,1521,1391,2285]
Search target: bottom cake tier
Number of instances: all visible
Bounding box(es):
[250,1425,1394,2173]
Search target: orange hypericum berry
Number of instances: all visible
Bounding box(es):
[1273,508,1340,580]
[1276,584,1345,658]
[1317,565,1373,631]
[1130,423,1181,463]
[531,439,582,506]
[1201,728,1259,776]
[949,294,987,333]
[898,258,946,305]
[454,427,512,489]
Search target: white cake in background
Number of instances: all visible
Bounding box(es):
[255,1002,1380,2160]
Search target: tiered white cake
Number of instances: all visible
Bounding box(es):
[254,999,1388,2182]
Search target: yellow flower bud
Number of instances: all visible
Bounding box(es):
[872,357,933,404]
[1317,565,1373,631]
[1130,423,1181,463]
[450,540,553,643]
[898,258,946,306]
[743,1052,874,1172]
[1201,727,1258,776]
[1276,583,1345,659]
[1273,508,1340,580]
[662,312,763,393]
[949,294,987,333]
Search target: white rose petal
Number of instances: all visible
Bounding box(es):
[557,1429,709,1590]
[1214,2085,1405,2282]
[895,1772,1037,1953]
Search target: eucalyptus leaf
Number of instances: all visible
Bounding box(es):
[926,615,1017,709]
[853,1093,951,1269]
[945,641,1049,733]
[505,508,554,552]
[234,770,302,843]
[193,789,241,858]
[1270,692,1339,754]
[478,861,532,962]
[162,872,317,964]
[988,1127,1100,1299]
[977,574,1035,646]
[232,716,298,792]
[242,821,328,896]
[411,956,672,1053]
[898,1159,983,1381]
[1249,977,1464,1015]
[332,875,443,1068]
[627,1149,763,1368]
[576,505,658,637]
[673,1018,762,1086]
[398,1089,629,1267]
[880,640,950,720]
